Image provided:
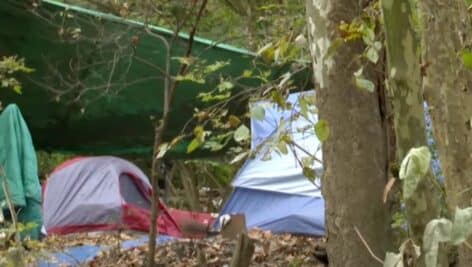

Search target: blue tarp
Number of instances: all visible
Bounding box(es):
[219,187,325,236]
[38,235,174,267]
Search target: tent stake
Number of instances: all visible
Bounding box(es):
[230,232,255,267]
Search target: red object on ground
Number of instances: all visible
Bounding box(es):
[169,208,216,238]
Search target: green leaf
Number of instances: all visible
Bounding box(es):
[257,42,273,55]
[204,60,229,73]
[399,146,431,199]
[175,73,205,84]
[299,97,309,119]
[257,42,275,63]
[461,50,472,70]
[251,105,265,121]
[277,140,288,154]
[365,46,379,64]
[314,120,329,142]
[302,156,313,168]
[281,133,292,143]
[198,91,231,102]
[373,41,382,51]
[1,80,9,88]
[12,84,22,94]
[203,140,225,151]
[383,240,420,267]
[361,25,375,45]
[193,126,205,141]
[302,166,316,181]
[242,70,253,77]
[353,67,375,92]
[424,218,452,267]
[450,207,472,245]
[187,138,201,153]
[234,125,250,142]
[423,207,472,267]
[383,252,402,267]
[271,90,286,108]
[263,70,272,79]
[294,34,307,48]
[217,81,234,92]
[171,56,194,65]
[355,77,375,92]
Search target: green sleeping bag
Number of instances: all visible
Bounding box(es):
[0,104,43,240]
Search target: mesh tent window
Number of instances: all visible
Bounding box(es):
[119,173,151,210]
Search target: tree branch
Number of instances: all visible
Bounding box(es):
[0,165,20,244]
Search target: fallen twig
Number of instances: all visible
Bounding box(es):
[354,226,384,265]
[464,240,472,251]
[383,177,396,203]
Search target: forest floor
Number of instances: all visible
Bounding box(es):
[43,229,328,267]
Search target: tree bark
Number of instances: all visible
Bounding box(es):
[306,1,391,266]
[420,0,472,265]
[381,0,441,250]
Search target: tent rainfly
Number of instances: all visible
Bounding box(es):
[218,91,326,236]
[0,0,312,157]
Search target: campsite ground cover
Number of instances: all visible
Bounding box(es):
[64,229,327,267]
[43,231,145,252]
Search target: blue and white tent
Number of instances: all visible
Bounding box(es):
[219,91,326,236]
[218,90,445,237]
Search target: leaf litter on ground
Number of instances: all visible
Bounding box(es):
[43,229,327,266]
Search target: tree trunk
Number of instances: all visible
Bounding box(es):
[146,1,208,265]
[147,122,165,267]
[420,0,472,265]
[306,1,391,266]
[381,0,441,250]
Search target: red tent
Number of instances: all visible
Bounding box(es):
[42,156,214,237]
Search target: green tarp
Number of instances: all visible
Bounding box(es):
[0,0,312,157]
[0,104,43,240]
